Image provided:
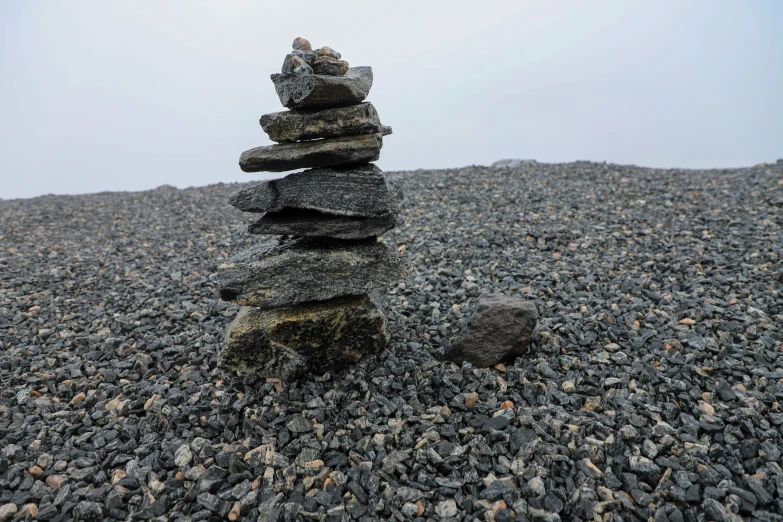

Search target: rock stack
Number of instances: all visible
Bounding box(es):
[216,38,405,380]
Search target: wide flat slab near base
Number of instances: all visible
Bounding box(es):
[271,66,373,109]
[248,208,397,240]
[261,102,389,143]
[220,294,389,380]
[239,133,382,173]
[217,237,407,309]
[229,164,403,218]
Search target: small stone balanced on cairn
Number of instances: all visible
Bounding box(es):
[216,38,405,380]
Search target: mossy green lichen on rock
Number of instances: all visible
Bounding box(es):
[219,294,389,379]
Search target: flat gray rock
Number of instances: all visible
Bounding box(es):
[444,294,538,367]
[229,164,403,218]
[239,133,382,173]
[271,66,373,109]
[261,102,388,143]
[219,294,389,380]
[217,237,406,309]
[248,208,396,240]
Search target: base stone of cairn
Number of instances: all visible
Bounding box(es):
[216,38,405,379]
[220,295,389,380]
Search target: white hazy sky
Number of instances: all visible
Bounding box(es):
[1,1,781,200]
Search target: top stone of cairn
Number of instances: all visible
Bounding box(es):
[272,37,373,109]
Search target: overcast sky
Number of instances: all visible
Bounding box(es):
[1,1,781,200]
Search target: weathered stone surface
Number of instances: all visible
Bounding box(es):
[248,208,396,240]
[217,237,406,308]
[219,294,389,379]
[239,133,382,173]
[316,46,341,60]
[260,103,387,143]
[312,57,349,76]
[292,37,312,51]
[229,164,403,218]
[271,66,373,109]
[444,294,538,367]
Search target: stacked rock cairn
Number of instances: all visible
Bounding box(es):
[216,38,406,380]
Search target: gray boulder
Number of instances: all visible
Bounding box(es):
[217,237,407,309]
[248,209,396,240]
[239,133,382,173]
[261,103,388,143]
[491,159,537,169]
[444,294,538,367]
[271,66,373,109]
[229,164,403,218]
[220,294,389,380]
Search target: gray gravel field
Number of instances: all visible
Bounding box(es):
[1,161,783,522]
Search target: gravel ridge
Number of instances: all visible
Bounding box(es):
[1,161,782,521]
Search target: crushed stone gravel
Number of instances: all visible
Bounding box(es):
[1,161,783,521]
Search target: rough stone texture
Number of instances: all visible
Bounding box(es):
[444,294,538,367]
[311,57,349,76]
[239,133,382,173]
[248,208,397,240]
[220,294,390,380]
[292,37,311,51]
[2,162,783,520]
[271,66,373,109]
[217,237,406,309]
[260,103,387,143]
[316,46,341,60]
[229,164,403,218]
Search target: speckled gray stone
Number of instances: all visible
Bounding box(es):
[260,103,388,143]
[248,208,397,240]
[217,236,407,309]
[271,66,373,109]
[239,133,382,173]
[229,164,403,218]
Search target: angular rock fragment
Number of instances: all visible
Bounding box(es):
[220,295,389,379]
[312,57,349,76]
[217,237,406,308]
[271,66,373,109]
[239,133,382,173]
[248,208,396,240]
[444,294,538,367]
[316,46,341,60]
[261,103,387,143]
[229,164,403,218]
[292,37,312,51]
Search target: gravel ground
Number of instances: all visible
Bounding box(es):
[1,161,783,522]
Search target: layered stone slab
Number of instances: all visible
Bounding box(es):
[217,237,406,309]
[229,164,403,218]
[248,208,396,240]
[261,102,389,143]
[239,133,382,173]
[220,294,389,380]
[271,66,373,109]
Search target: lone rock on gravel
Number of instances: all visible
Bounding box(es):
[444,294,538,367]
